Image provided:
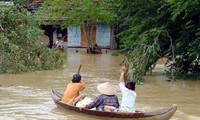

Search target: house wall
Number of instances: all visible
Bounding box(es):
[68,26,81,47]
[48,23,115,49]
[22,1,118,49]
[67,23,111,48]
[97,23,110,47]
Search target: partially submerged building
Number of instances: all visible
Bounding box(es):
[23,0,118,50]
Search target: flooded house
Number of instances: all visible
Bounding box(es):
[23,0,119,50]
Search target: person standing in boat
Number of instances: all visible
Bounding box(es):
[104,66,137,112]
[53,37,64,51]
[61,74,86,105]
[84,82,119,111]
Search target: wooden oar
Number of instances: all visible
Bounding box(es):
[77,64,82,74]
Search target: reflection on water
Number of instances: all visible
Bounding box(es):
[0,49,200,120]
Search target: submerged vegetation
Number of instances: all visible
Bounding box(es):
[0,6,66,74]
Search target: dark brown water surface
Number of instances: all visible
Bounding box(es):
[0,49,200,120]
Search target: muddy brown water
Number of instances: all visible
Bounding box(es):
[0,49,200,120]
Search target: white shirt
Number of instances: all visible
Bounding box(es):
[119,82,136,112]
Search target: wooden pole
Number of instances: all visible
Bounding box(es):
[77,64,82,74]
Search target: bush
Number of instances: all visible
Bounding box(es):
[0,6,66,74]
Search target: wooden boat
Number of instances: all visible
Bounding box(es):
[51,89,177,120]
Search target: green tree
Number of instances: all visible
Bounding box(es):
[38,0,116,47]
[0,6,66,73]
[116,0,200,81]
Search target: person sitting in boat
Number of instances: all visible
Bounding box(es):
[84,82,119,111]
[93,43,102,54]
[105,66,137,112]
[61,74,86,105]
[87,45,94,53]
[87,43,102,54]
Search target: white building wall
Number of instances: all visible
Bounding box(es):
[67,26,81,46]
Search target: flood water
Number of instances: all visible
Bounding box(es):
[0,49,200,120]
